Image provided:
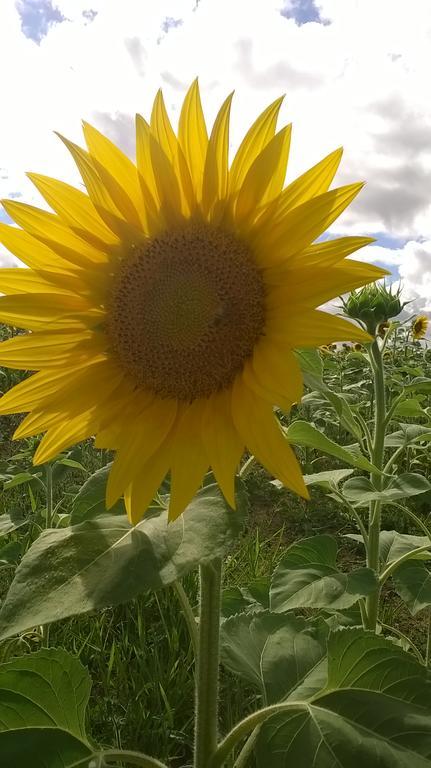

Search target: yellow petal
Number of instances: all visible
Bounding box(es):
[0,330,106,369]
[169,400,209,521]
[57,133,142,245]
[124,445,171,525]
[258,147,344,230]
[0,224,78,274]
[266,261,390,308]
[83,121,146,231]
[178,79,208,199]
[235,125,291,223]
[202,389,244,508]
[251,341,304,404]
[33,409,99,464]
[232,377,308,498]
[149,134,184,225]
[0,294,104,331]
[242,358,293,412]
[1,200,110,269]
[27,173,119,249]
[253,183,365,267]
[0,358,106,415]
[135,114,161,209]
[201,92,233,220]
[14,409,63,440]
[265,236,375,280]
[0,268,85,296]
[266,307,372,345]
[106,398,177,508]
[229,96,284,194]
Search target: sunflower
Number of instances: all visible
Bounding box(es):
[412,315,429,340]
[0,81,386,522]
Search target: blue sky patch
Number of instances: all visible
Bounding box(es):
[280,0,329,26]
[16,0,66,44]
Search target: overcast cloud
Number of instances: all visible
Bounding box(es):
[0,0,430,328]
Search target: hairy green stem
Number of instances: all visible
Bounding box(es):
[379,543,431,586]
[426,611,431,668]
[365,340,386,630]
[194,559,222,768]
[233,726,260,767]
[209,702,307,768]
[173,580,199,658]
[378,620,424,664]
[45,463,53,529]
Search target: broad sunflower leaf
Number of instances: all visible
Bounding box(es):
[220,612,328,705]
[0,647,92,768]
[270,535,378,612]
[70,462,125,523]
[342,473,431,507]
[0,510,27,538]
[394,560,431,615]
[346,530,431,565]
[0,483,246,639]
[394,398,428,419]
[385,424,431,447]
[256,628,431,768]
[285,421,377,472]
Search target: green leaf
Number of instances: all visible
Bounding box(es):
[257,628,431,768]
[394,398,428,419]
[303,468,354,490]
[221,578,269,618]
[294,348,323,380]
[0,647,92,767]
[404,377,431,394]
[285,421,377,472]
[297,363,362,439]
[342,473,431,506]
[385,424,431,447]
[0,541,22,565]
[270,535,378,611]
[346,530,431,565]
[70,463,125,523]
[0,511,27,538]
[220,612,328,704]
[0,483,246,639]
[3,472,43,490]
[394,560,431,615]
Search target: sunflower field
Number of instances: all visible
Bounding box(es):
[0,84,430,768]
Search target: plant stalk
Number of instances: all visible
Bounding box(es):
[194,558,223,768]
[365,339,386,630]
[45,463,53,529]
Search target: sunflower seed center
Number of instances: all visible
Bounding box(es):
[107,223,265,400]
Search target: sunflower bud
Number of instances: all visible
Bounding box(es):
[341,283,405,335]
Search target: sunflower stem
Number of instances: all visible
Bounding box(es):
[45,463,53,529]
[194,558,222,768]
[364,339,386,631]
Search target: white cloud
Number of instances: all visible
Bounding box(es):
[0,0,430,318]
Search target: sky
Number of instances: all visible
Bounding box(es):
[0,0,430,328]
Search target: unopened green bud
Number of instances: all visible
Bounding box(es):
[340,283,406,335]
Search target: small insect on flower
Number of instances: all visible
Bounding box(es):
[412,315,429,341]
[0,81,386,523]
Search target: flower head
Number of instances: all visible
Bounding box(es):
[0,82,385,522]
[412,315,429,341]
[342,283,404,335]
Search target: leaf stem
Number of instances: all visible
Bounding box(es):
[173,580,198,658]
[98,750,168,767]
[194,559,223,768]
[209,702,308,768]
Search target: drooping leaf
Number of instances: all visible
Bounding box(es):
[0,511,28,538]
[394,398,428,419]
[270,535,378,612]
[70,462,125,523]
[285,421,377,472]
[346,530,431,565]
[385,424,431,447]
[342,473,431,506]
[0,483,246,639]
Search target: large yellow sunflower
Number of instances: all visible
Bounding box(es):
[0,81,386,522]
